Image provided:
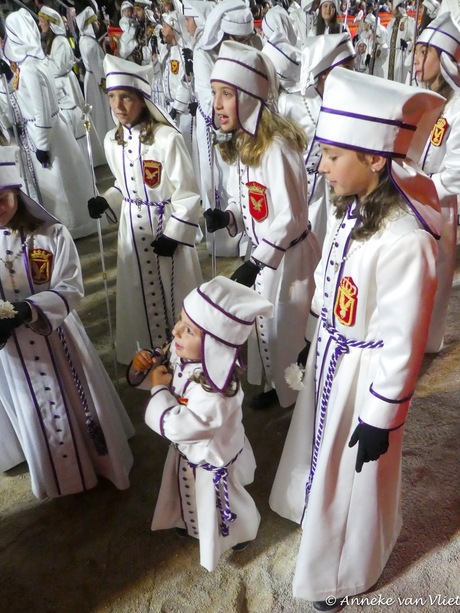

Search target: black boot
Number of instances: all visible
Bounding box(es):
[313,598,346,612]
[250,388,278,410]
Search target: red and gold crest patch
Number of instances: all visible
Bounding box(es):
[334,276,358,327]
[170,59,179,75]
[430,117,449,147]
[143,160,162,188]
[29,249,53,285]
[246,181,269,222]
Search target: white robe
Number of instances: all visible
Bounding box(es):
[0,213,134,499]
[420,93,460,353]
[225,137,321,407]
[270,201,438,601]
[384,15,415,83]
[142,352,260,572]
[5,57,97,239]
[103,123,202,365]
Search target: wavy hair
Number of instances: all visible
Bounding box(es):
[217,107,307,167]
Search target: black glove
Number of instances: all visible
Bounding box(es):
[365,53,371,67]
[182,47,194,76]
[203,208,230,233]
[151,235,179,257]
[36,149,51,168]
[297,341,311,368]
[0,59,14,82]
[188,101,198,117]
[169,108,178,121]
[400,38,408,51]
[352,34,358,46]
[230,260,260,287]
[0,301,32,344]
[348,422,390,473]
[88,196,109,219]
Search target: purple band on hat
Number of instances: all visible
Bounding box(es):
[419,26,460,61]
[320,107,417,131]
[106,69,151,88]
[314,137,406,159]
[266,40,300,66]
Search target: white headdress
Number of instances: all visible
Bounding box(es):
[300,32,355,94]
[4,9,45,63]
[315,67,444,237]
[183,276,273,392]
[416,12,460,91]
[38,6,66,36]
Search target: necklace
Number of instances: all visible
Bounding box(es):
[302,96,317,126]
[0,234,33,294]
[330,215,367,273]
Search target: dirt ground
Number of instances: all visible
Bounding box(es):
[0,168,458,613]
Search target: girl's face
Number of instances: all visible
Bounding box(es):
[161,22,175,45]
[414,44,441,87]
[172,309,202,360]
[38,15,50,33]
[108,88,146,126]
[321,2,336,22]
[122,7,133,17]
[212,82,240,132]
[318,145,381,198]
[0,189,19,227]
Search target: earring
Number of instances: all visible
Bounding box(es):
[371,168,377,173]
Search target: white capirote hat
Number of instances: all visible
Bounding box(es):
[182,0,216,27]
[262,5,298,46]
[162,10,182,36]
[416,12,460,91]
[133,0,152,6]
[103,54,177,130]
[183,276,273,392]
[262,40,301,93]
[38,6,66,35]
[422,0,440,18]
[199,0,250,51]
[0,145,58,225]
[211,40,272,135]
[315,67,444,237]
[121,1,134,11]
[4,9,45,63]
[300,32,355,93]
[221,6,254,37]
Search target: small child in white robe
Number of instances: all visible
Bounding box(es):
[128,276,273,571]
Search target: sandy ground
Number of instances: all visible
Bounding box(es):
[0,168,458,613]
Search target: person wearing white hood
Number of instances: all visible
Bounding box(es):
[194,0,262,257]
[414,12,460,353]
[37,6,105,171]
[2,8,98,239]
[360,13,389,78]
[75,6,114,155]
[270,67,442,612]
[129,276,273,571]
[117,0,139,61]
[384,0,415,82]
[0,144,134,499]
[204,41,320,410]
[261,4,300,49]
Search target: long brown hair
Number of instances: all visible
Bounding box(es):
[218,107,307,167]
[8,192,44,234]
[113,93,160,146]
[333,156,406,241]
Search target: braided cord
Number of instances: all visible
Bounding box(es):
[57,327,108,455]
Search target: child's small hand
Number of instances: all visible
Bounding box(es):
[133,350,154,372]
[151,364,172,387]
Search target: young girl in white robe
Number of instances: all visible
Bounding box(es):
[88,54,202,365]
[204,41,320,410]
[0,145,134,500]
[414,12,460,353]
[128,276,273,571]
[269,68,444,612]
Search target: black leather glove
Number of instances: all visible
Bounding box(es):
[400,38,408,51]
[348,422,390,473]
[169,108,178,121]
[297,341,311,368]
[203,208,230,233]
[188,101,198,117]
[182,47,194,76]
[36,149,51,168]
[0,301,32,344]
[88,196,109,219]
[365,53,371,67]
[0,59,14,81]
[230,260,260,287]
[151,235,179,257]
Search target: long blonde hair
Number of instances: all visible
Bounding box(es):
[217,107,307,167]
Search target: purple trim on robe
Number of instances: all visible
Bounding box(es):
[45,289,71,315]
[261,238,286,253]
[369,383,414,404]
[27,300,53,336]
[358,416,405,431]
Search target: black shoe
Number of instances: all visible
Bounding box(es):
[250,389,278,410]
[174,527,189,538]
[232,541,250,551]
[313,598,345,612]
